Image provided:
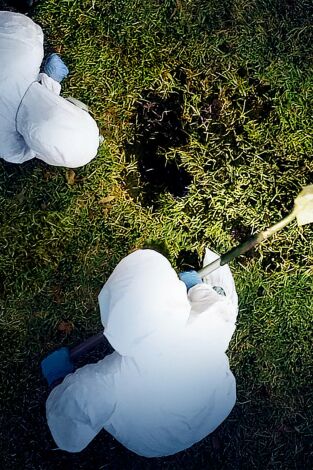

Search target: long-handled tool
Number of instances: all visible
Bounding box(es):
[199,184,313,276]
[70,331,107,361]
[70,185,313,360]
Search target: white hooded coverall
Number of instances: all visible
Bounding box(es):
[46,249,238,457]
[0,11,99,167]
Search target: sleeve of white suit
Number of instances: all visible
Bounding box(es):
[46,353,119,452]
[38,73,62,95]
[187,281,238,353]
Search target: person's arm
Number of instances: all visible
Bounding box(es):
[46,353,119,452]
[38,73,61,95]
[36,53,69,96]
[188,283,238,352]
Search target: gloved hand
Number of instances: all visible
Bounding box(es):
[44,53,69,83]
[41,347,74,386]
[179,270,203,291]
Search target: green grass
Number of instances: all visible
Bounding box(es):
[0,0,313,468]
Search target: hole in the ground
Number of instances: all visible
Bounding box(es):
[176,249,202,272]
[260,253,285,272]
[125,90,191,206]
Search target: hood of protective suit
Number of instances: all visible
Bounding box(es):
[0,12,43,66]
[16,82,99,168]
[98,250,191,357]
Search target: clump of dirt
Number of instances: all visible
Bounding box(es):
[125,91,191,206]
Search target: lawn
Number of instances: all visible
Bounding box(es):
[0,0,312,468]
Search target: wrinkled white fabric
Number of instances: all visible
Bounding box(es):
[38,73,61,95]
[0,11,99,167]
[46,249,238,457]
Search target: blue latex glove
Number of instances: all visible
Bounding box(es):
[41,347,74,386]
[44,53,69,83]
[179,270,203,291]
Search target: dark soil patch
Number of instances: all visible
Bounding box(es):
[246,96,273,121]
[176,249,202,272]
[172,67,188,86]
[120,168,141,201]
[259,247,305,273]
[231,91,273,122]
[218,41,232,53]
[190,87,225,144]
[257,285,266,297]
[233,75,274,122]
[0,274,5,297]
[237,66,251,79]
[260,253,285,272]
[229,220,252,242]
[200,95,222,122]
[125,91,191,206]
[192,75,274,146]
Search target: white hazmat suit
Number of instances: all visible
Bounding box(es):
[0,11,99,167]
[46,249,238,457]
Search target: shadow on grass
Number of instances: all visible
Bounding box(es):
[1,369,311,469]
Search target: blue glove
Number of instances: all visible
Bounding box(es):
[41,347,74,386]
[179,270,203,290]
[44,53,69,83]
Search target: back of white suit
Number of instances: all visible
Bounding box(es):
[0,11,43,163]
[46,250,238,457]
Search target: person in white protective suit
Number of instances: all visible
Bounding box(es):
[42,248,238,458]
[0,11,99,167]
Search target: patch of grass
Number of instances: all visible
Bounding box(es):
[0,0,313,468]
